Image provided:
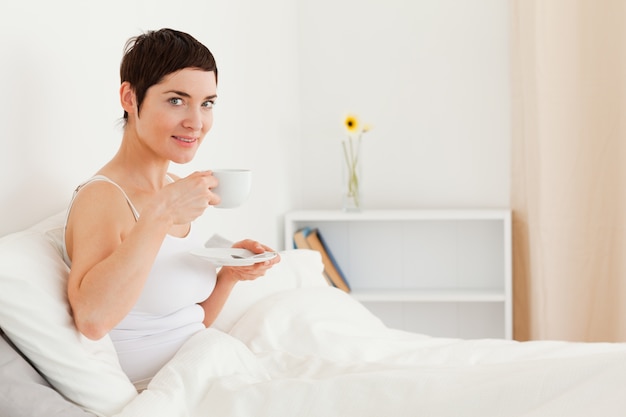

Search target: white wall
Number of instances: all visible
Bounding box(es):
[0,0,300,248]
[297,0,511,210]
[0,0,510,250]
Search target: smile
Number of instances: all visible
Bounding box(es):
[173,136,196,143]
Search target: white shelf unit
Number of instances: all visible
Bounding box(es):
[284,210,512,340]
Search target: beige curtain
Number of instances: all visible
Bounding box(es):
[511,0,626,341]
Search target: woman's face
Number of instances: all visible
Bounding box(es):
[132,68,217,164]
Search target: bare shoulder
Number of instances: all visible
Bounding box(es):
[69,180,135,221]
[65,181,136,261]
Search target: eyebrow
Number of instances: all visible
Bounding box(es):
[165,90,218,100]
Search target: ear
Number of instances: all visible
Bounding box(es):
[119,81,137,116]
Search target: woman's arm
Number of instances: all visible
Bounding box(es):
[66,183,174,340]
[66,171,218,340]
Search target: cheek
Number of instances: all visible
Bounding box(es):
[147,112,179,136]
[135,105,171,132]
[203,112,214,133]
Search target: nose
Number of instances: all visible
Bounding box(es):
[183,108,203,131]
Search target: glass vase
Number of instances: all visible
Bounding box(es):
[342,137,362,212]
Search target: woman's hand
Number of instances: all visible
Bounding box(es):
[150,171,221,225]
[200,239,280,327]
[219,239,281,283]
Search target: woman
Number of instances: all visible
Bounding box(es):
[63,28,279,389]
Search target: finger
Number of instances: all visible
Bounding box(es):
[208,192,221,206]
[232,239,265,253]
[187,171,219,188]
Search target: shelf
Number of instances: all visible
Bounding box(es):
[351,289,506,303]
[285,209,511,223]
[284,209,512,339]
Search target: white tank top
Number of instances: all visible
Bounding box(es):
[63,175,217,389]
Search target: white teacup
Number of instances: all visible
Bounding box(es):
[211,169,252,208]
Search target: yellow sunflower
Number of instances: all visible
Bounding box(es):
[344,114,359,134]
[341,113,372,210]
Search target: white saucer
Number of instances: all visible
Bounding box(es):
[190,247,278,266]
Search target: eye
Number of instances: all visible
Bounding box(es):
[169,97,183,106]
[202,100,215,109]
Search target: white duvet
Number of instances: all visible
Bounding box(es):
[114,287,626,417]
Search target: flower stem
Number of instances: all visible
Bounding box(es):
[342,135,361,209]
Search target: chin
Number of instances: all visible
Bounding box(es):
[173,158,195,165]
[171,153,198,164]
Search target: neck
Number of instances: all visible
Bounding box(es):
[101,149,171,192]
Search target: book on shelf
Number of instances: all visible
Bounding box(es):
[293,227,332,286]
[292,227,351,293]
[292,227,311,251]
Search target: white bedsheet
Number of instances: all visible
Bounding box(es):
[114,287,626,417]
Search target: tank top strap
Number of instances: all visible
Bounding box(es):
[70,175,140,221]
[63,175,141,266]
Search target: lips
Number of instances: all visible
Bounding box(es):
[173,136,197,143]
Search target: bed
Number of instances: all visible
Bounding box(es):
[2,212,626,417]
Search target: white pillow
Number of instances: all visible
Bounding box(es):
[0,212,137,417]
[211,249,329,332]
[0,212,328,414]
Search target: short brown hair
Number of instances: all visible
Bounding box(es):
[120,28,218,120]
